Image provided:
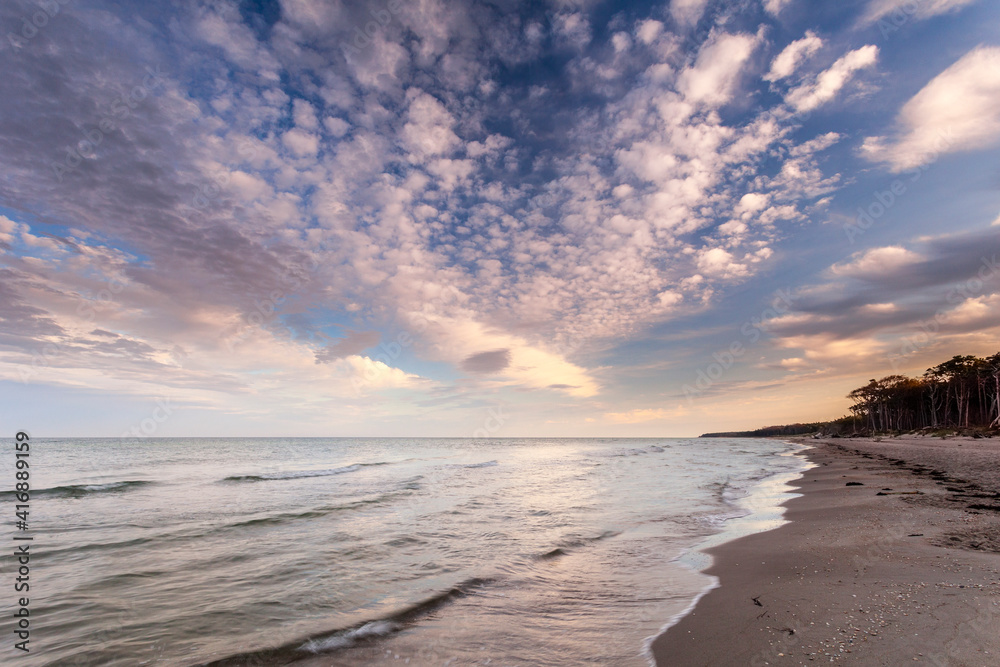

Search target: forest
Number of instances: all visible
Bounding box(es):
[838,353,1000,434]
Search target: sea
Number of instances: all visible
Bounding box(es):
[1,437,812,666]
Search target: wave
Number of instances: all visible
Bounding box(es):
[222,461,390,483]
[0,480,152,500]
[45,486,420,559]
[538,530,621,559]
[453,460,498,469]
[537,547,568,560]
[595,444,669,458]
[198,577,494,666]
[226,493,401,530]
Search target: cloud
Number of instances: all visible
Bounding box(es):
[401,90,461,157]
[697,247,748,278]
[671,0,711,27]
[315,329,382,362]
[678,32,759,107]
[193,3,281,79]
[554,12,591,50]
[0,0,934,433]
[324,117,350,137]
[460,349,511,373]
[786,45,878,112]
[857,0,978,27]
[831,246,922,278]
[764,31,823,82]
[767,229,1000,363]
[635,19,664,45]
[861,46,1000,171]
[293,99,319,130]
[735,192,770,216]
[764,0,795,15]
[282,128,320,156]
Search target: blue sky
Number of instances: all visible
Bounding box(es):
[1,0,999,437]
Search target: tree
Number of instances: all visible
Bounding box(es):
[846,352,996,433]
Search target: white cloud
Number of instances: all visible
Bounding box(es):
[554,12,591,50]
[944,295,995,326]
[344,355,424,391]
[635,19,664,45]
[671,0,711,28]
[764,31,823,82]
[612,32,632,53]
[279,0,346,32]
[735,192,769,216]
[401,90,460,157]
[658,290,684,308]
[413,314,599,397]
[323,116,350,137]
[292,99,318,130]
[861,46,1000,172]
[789,131,841,156]
[194,6,280,78]
[678,32,759,107]
[282,128,320,157]
[786,45,878,112]
[0,215,20,245]
[764,0,795,15]
[228,171,273,201]
[697,247,747,278]
[831,246,921,277]
[862,302,897,313]
[857,0,978,27]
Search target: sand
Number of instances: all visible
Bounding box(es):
[651,436,1000,666]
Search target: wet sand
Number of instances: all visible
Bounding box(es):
[651,436,1000,666]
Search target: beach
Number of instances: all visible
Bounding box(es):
[652,436,1000,666]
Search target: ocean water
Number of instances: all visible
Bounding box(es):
[1,437,810,666]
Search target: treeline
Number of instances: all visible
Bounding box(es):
[701,423,825,438]
[844,353,1000,433]
[700,353,1000,439]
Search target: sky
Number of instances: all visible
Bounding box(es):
[1,0,999,438]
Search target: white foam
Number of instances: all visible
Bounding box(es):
[641,442,815,666]
[301,620,400,653]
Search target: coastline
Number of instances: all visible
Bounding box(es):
[680,444,817,572]
[642,442,814,664]
[650,437,1000,666]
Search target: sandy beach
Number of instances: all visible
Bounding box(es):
[652,436,1000,666]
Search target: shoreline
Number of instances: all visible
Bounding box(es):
[650,436,1000,666]
[642,442,815,663]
